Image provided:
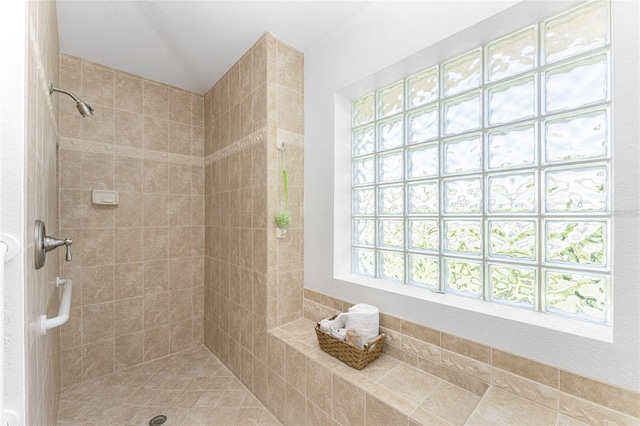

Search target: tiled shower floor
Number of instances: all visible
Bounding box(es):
[57,346,280,426]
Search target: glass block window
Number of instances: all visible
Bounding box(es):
[350,0,611,324]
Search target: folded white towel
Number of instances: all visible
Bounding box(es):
[331,312,348,329]
[346,304,379,348]
[319,319,332,334]
[331,327,347,341]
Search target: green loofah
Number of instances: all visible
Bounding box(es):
[276,210,292,228]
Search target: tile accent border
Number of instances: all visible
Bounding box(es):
[59,138,205,166]
[205,127,266,165]
[303,288,640,421]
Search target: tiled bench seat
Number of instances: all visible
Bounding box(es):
[265,317,639,425]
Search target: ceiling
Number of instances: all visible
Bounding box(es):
[56,1,373,94]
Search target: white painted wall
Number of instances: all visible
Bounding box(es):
[305,0,640,391]
[0,1,26,424]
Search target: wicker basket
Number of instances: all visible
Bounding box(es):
[315,315,386,370]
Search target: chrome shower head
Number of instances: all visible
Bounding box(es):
[76,100,94,117]
[49,83,94,117]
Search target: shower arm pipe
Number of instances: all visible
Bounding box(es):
[40,277,73,336]
[49,83,80,102]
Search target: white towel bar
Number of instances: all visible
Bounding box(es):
[40,277,73,335]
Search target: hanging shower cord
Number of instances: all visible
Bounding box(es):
[275,141,292,228]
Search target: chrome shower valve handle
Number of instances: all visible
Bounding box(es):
[43,235,73,261]
[34,220,73,269]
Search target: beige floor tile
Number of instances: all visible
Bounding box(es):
[57,401,92,422]
[122,373,153,388]
[100,372,133,386]
[187,376,215,390]
[162,407,190,425]
[242,391,265,408]
[101,405,139,424]
[84,384,120,403]
[171,390,207,408]
[123,360,164,376]
[258,409,282,425]
[466,387,557,426]
[122,387,158,406]
[165,352,194,364]
[127,405,168,425]
[141,375,172,390]
[179,406,218,426]
[206,376,233,390]
[147,389,181,407]
[234,407,265,425]
[218,390,249,407]
[205,407,240,425]
[60,381,99,402]
[228,379,250,391]
[56,346,281,426]
[193,390,225,407]
[74,403,120,424]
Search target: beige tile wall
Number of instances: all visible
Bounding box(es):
[203,32,304,402]
[303,289,640,423]
[57,54,205,388]
[272,35,305,329]
[203,34,270,379]
[24,1,62,425]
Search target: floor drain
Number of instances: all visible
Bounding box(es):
[149,415,167,426]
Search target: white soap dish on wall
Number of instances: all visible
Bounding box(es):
[92,190,119,205]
